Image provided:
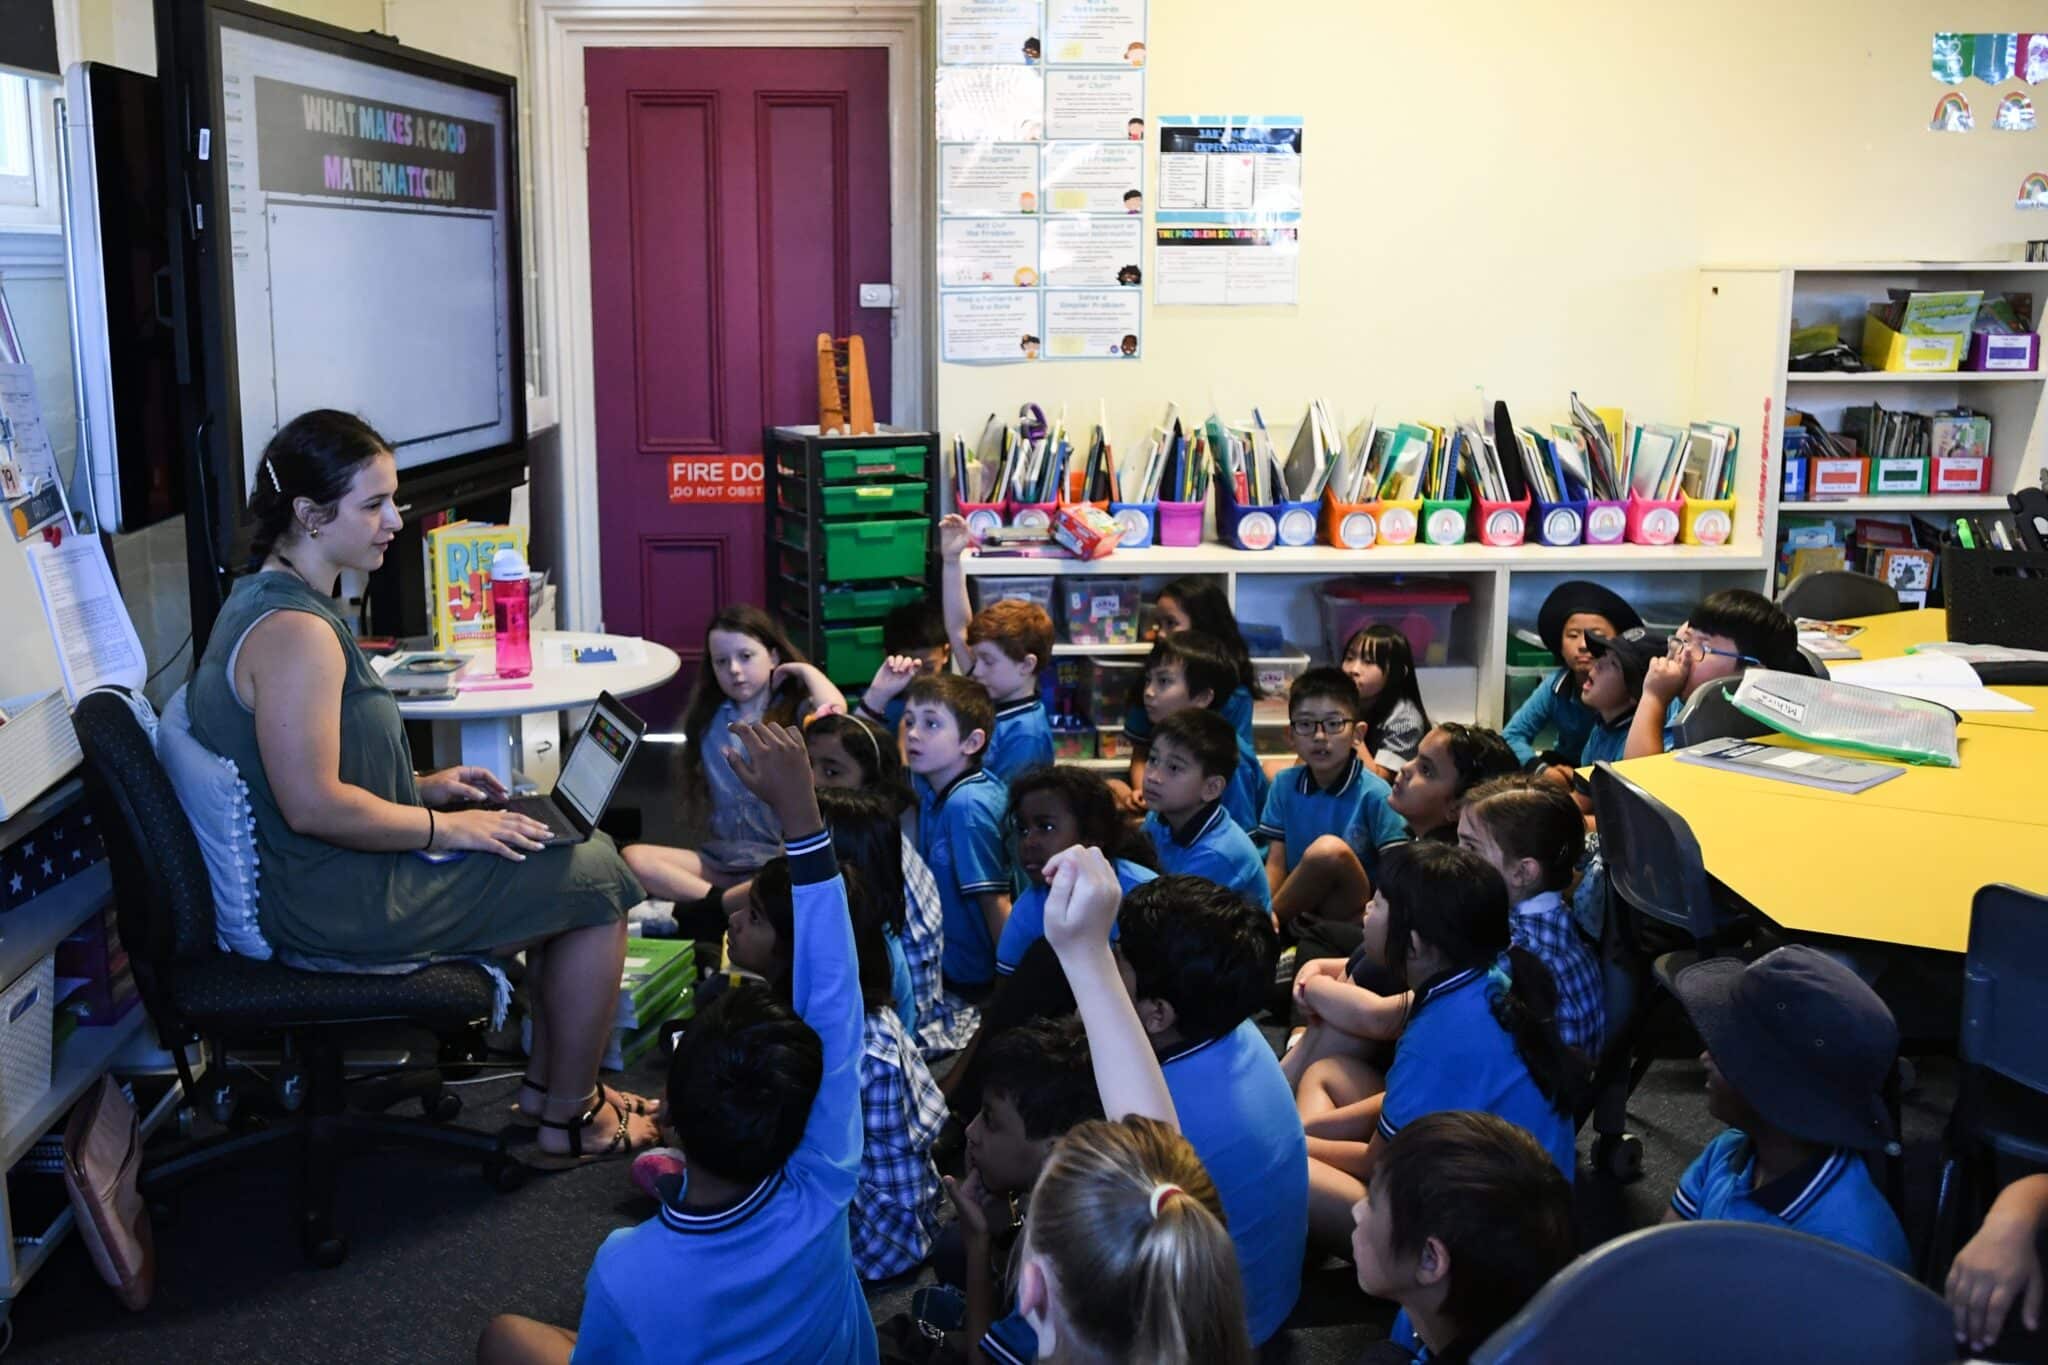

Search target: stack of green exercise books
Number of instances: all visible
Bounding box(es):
[605,937,697,1071]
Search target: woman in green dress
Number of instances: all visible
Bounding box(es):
[188,410,658,1163]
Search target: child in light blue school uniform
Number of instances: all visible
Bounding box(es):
[1140,708,1273,917]
[903,673,1013,1005]
[1261,668,1408,922]
[1503,581,1642,768]
[931,517,1057,785]
[1630,588,1798,759]
[1577,626,1663,767]
[1136,630,1270,837]
[1665,946,1910,1270]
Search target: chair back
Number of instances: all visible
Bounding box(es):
[1778,569,1902,621]
[1588,763,1729,948]
[1962,884,2048,1093]
[72,689,223,1033]
[1471,1222,1953,1364]
[1672,677,1773,748]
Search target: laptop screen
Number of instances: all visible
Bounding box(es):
[555,703,636,826]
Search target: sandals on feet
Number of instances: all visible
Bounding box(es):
[516,1094,657,1171]
[511,1076,655,1120]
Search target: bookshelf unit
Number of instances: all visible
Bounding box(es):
[1695,261,2048,575]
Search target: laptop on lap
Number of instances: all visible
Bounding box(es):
[466,691,645,846]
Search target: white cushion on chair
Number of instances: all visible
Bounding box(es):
[155,686,270,960]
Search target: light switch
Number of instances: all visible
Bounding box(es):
[858,283,896,308]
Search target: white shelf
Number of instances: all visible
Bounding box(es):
[1781,496,2009,514]
[1708,260,2048,274]
[964,543,1768,576]
[1784,371,2041,384]
[0,864,111,989]
[1051,641,1151,656]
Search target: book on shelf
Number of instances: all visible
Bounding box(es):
[426,522,526,652]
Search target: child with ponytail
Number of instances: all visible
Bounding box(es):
[1299,841,1585,1250]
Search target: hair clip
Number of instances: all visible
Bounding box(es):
[264,458,283,493]
[1147,1183,1183,1219]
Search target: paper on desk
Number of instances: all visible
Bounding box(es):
[0,363,65,502]
[555,638,646,667]
[1828,654,2033,713]
[24,534,144,703]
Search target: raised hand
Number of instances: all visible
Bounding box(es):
[727,721,822,835]
[1040,844,1121,956]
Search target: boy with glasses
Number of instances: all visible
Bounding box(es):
[1626,589,1796,759]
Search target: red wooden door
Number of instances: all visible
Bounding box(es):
[585,46,893,722]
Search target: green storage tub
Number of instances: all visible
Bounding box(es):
[782,480,929,518]
[817,444,928,483]
[806,620,888,687]
[782,517,929,582]
[813,582,927,622]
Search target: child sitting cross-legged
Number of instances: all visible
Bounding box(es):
[904,673,1014,1009]
[1140,708,1274,917]
[1262,667,1409,940]
[476,721,878,1365]
[1299,842,1584,1253]
[1134,630,1270,835]
[1663,945,1909,1270]
[957,847,1255,1365]
[1350,1111,1577,1364]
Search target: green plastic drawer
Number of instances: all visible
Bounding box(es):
[783,517,929,582]
[818,445,928,483]
[814,583,927,622]
[782,480,930,519]
[817,623,887,686]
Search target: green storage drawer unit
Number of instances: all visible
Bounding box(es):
[814,583,927,622]
[795,619,887,687]
[781,480,931,519]
[818,444,928,483]
[781,517,929,583]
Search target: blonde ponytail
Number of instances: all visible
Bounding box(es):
[1024,1116,1251,1365]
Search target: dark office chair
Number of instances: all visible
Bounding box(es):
[1578,764,1752,1180]
[1671,677,1774,747]
[1778,569,1902,621]
[1471,1222,1953,1364]
[1926,884,2048,1278]
[72,689,519,1269]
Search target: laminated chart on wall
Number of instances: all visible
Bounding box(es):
[936,0,1146,364]
[1152,115,1303,306]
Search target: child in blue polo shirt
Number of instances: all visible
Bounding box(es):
[1503,580,1641,769]
[478,721,875,1365]
[1629,588,1797,759]
[1664,946,1910,1270]
[1301,842,1584,1252]
[1140,708,1273,916]
[1263,668,1408,928]
[1577,626,1661,768]
[904,673,1013,1005]
[1134,630,1270,835]
[998,766,1157,975]
[933,516,1056,784]
[1350,1111,1576,1365]
[1114,870,1303,1345]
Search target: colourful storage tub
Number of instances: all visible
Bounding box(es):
[1317,580,1470,666]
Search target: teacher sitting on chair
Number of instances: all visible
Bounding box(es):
[188,409,658,1166]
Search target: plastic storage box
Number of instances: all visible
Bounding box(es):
[1090,659,1145,726]
[1250,650,1312,724]
[780,518,928,583]
[816,444,928,482]
[975,575,1057,621]
[1317,581,1471,667]
[812,583,926,623]
[1063,578,1143,645]
[0,954,54,1134]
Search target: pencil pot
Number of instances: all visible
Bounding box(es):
[1944,546,2048,650]
[1584,499,1629,546]
[1320,488,1378,550]
[1679,495,1737,547]
[1108,501,1156,548]
[1217,487,1282,552]
[1375,499,1424,546]
[1624,495,1684,547]
[1276,499,1321,548]
[1009,501,1059,531]
[1533,498,1585,547]
[1474,497,1531,547]
[1156,499,1206,547]
[1421,498,1472,547]
[957,499,1006,541]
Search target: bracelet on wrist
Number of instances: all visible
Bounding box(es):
[424,807,436,851]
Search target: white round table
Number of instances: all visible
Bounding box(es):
[394,631,681,786]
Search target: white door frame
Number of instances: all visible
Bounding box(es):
[528,0,931,631]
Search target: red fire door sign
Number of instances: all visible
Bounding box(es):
[668,455,765,503]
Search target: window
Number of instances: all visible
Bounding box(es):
[0,72,58,227]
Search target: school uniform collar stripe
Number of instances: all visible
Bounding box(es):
[658,1169,783,1233]
[1159,1031,1229,1067]
[1296,756,1361,798]
[1169,802,1227,848]
[994,697,1043,719]
[1550,667,1576,699]
[784,828,833,858]
[928,768,992,809]
[1410,965,1485,1013]
[979,1329,1032,1365]
[1756,1148,1851,1222]
[1670,1186,1701,1219]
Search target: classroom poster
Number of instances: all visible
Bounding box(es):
[942,291,1044,363]
[1041,216,1142,287]
[940,218,1043,287]
[1044,69,1147,141]
[936,66,1046,143]
[1044,289,1142,358]
[1153,115,1304,306]
[1046,0,1147,66]
[1040,140,1145,213]
[939,0,1042,65]
[939,143,1042,215]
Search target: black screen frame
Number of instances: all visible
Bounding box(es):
[158,0,528,637]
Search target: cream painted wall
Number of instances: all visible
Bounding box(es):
[940,0,2048,449]
[70,0,516,76]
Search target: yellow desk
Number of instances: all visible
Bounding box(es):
[1834,608,2048,733]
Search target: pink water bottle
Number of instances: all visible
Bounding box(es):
[490,548,532,679]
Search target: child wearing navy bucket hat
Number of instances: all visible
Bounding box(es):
[1577,626,1664,767]
[1664,945,1910,1271]
[1502,581,1642,772]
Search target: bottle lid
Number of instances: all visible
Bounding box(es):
[491,548,529,581]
